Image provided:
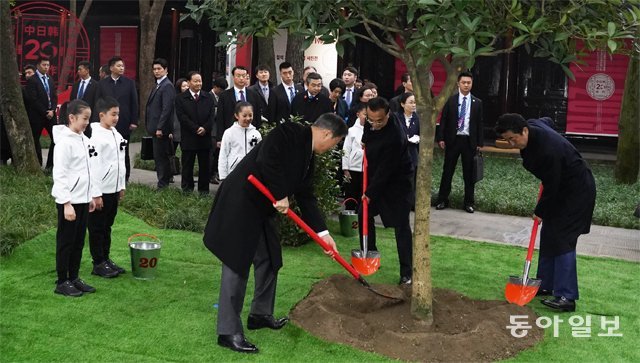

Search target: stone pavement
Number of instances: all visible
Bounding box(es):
[126,142,639,263]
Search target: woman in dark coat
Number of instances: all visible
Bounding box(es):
[395,92,420,206]
[496,114,596,312]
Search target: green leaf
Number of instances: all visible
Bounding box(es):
[512,34,528,47]
[607,22,616,37]
[418,0,439,5]
[450,47,466,54]
[561,64,575,81]
[460,13,473,30]
[510,22,529,33]
[468,37,476,54]
[560,13,567,25]
[531,17,545,32]
[527,6,536,20]
[607,39,617,53]
[335,41,344,57]
[407,8,415,24]
[554,32,570,42]
[279,19,299,28]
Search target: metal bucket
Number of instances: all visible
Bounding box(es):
[128,234,161,280]
[339,198,359,237]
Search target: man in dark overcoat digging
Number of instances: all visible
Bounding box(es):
[203,113,348,353]
[496,114,596,312]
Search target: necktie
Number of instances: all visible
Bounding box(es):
[345,88,352,106]
[458,96,467,132]
[194,93,199,102]
[288,86,295,104]
[42,76,51,108]
[262,87,269,102]
[239,90,246,102]
[77,80,85,99]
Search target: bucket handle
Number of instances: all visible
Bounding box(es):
[128,233,161,245]
[341,198,359,212]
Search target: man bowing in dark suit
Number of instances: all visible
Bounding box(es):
[145,58,175,189]
[435,71,484,213]
[70,61,99,123]
[204,113,347,354]
[175,71,216,195]
[25,56,57,168]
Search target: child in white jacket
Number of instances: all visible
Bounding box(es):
[341,103,367,210]
[88,97,127,278]
[51,99,100,297]
[218,102,262,180]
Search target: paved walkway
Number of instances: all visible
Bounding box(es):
[126,142,639,263]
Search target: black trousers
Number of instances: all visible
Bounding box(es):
[152,135,173,188]
[181,149,211,192]
[55,203,89,283]
[31,119,53,168]
[209,144,220,180]
[438,135,475,205]
[124,134,131,181]
[343,170,362,211]
[358,206,413,279]
[217,231,278,335]
[88,192,119,265]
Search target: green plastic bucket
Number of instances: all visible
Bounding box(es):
[339,198,359,237]
[128,234,161,280]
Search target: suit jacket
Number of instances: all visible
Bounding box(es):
[267,83,303,124]
[248,82,270,121]
[70,78,99,122]
[215,87,263,139]
[145,77,175,135]
[95,76,139,136]
[203,122,325,276]
[333,97,349,122]
[175,90,216,150]
[396,111,420,169]
[25,73,57,126]
[436,93,483,150]
[290,92,333,123]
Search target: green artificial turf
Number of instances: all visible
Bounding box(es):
[1,213,638,362]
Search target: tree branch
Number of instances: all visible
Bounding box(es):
[361,21,402,58]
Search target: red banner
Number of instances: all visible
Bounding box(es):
[100,26,139,80]
[567,48,629,136]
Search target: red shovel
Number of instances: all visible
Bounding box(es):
[351,151,380,275]
[247,175,403,301]
[505,184,544,306]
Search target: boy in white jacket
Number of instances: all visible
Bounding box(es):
[341,103,366,211]
[88,97,127,278]
[218,102,262,180]
[51,99,100,297]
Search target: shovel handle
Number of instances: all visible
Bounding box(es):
[247,175,363,281]
[525,184,544,262]
[362,150,368,237]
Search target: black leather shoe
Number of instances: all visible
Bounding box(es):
[536,289,553,296]
[247,314,289,330]
[54,280,83,297]
[217,334,259,353]
[72,278,96,293]
[92,261,119,278]
[435,202,448,210]
[464,205,475,213]
[541,296,576,312]
[399,276,412,285]
[106,259,125,274]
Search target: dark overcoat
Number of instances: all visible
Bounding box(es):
[203,122,326,276]
[362,115,413,227]
[396,111,420,170]
[290,92,333,124]
[95,76,138,137]
[521,118,596,256]
[145,77,175,135]
[25,73,57,128]
[215,87,263,139]
[174,90,215,150]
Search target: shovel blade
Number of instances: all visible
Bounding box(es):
[351,249,381,276]
[505,275,542,306]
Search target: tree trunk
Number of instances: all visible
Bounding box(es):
[57,0,93,94]
[285,33,305,84]
[138,0,167,131]
[614,49,639,184]
[256,36,277,84]
[0,1,41,175]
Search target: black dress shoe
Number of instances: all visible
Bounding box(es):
[217,334,259,353]
[541,296,576,312]
[106,259,125,274]
[54,280,83,297]
[92,261,119,278]
[399,276,412,285]
[464,205,475,213]
[72,278,96,293]
[247,314,289,330]
[536,289,553,296]
[435,202,448,210]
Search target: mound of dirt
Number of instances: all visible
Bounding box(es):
[290,275,543,362]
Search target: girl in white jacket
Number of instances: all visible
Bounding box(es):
[218,102,262,180]
[88,97,127,278]
[51,99,100,297]
[341,103,367,210]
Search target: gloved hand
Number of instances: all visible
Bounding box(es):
[408,135,420,144]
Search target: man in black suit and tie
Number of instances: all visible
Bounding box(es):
[215,66,262,143]
[267,61,303,124]
[209,76,228,184]
[25,56,57,168]
[203,113,347,353]
[70,61,98,122]
[95,56,139,181]
[145,58,175,189]
[247,64,271,122]
[175,71,216,194]
[291,72,333,124]
[435,71,484,213]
